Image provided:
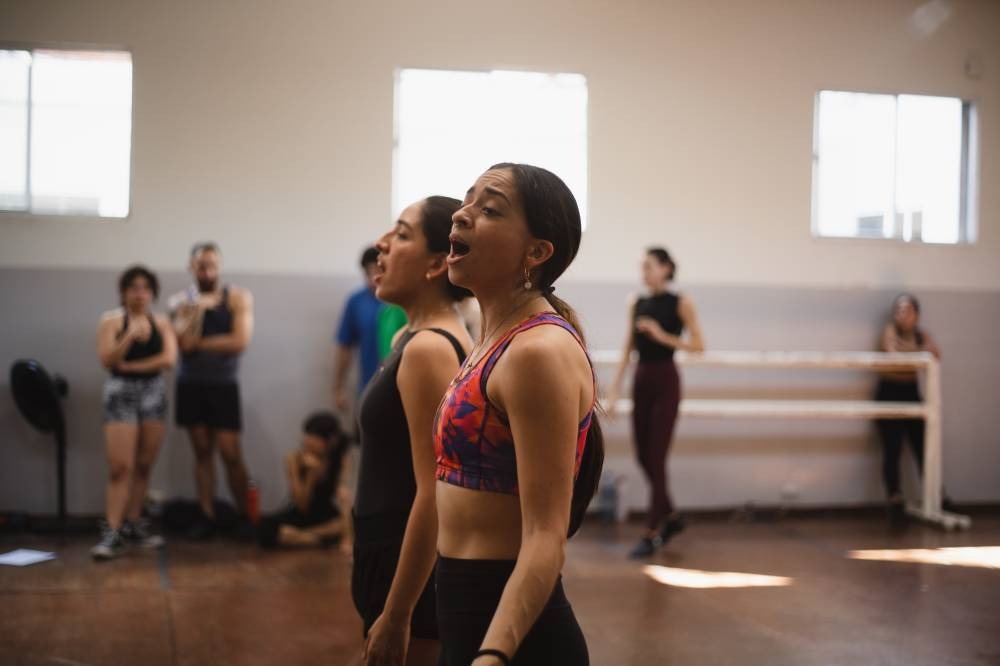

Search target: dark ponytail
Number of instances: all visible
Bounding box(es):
[421,195,473,302]
[493,162,605,538]
[647,246,676,281]
[542,291,604,537]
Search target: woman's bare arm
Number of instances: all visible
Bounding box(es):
[97,312,138,369]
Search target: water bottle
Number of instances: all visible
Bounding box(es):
[246,479,260,525]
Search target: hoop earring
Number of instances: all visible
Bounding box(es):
[523,267,532,291]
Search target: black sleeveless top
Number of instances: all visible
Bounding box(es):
[178,286,241,384]
[112,313,163,379]
[354,328,466,519]
[633,292,684,363]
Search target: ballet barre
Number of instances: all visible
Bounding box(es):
[592,350,970,530]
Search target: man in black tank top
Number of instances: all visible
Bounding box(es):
[169,242,255,539]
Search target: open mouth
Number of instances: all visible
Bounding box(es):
[373,258,386,283]
[449,238,471,259]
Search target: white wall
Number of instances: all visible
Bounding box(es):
[1,0,998,290]
[1,1,999,516]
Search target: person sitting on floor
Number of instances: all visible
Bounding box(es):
[257,411,352,550]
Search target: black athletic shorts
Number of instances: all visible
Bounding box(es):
[436,556,588,665]
[175,381,242,431]
[351,511,438,640]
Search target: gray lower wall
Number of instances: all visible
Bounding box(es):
[1,267,998,516]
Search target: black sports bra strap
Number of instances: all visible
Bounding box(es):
[425,328,467,364]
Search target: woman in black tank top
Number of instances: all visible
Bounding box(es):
[352,196,473,666]
[92,266,177,561]
[607,248,706,558]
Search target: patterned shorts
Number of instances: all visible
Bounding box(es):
[102,375,168,424]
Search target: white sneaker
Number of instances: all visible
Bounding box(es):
[91,522,125,560]
[121,518,165,549]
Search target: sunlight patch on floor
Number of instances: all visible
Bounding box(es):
[848,546,1000,570]
[642,565,793,589]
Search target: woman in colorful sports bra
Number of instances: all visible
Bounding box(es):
[434,163,604,666]
[353,196,474,666]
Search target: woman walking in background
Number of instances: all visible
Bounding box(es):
[607,247,705,558]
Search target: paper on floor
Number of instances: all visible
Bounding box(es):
[0,549,57,566]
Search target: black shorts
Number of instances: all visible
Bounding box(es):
[351,511,438,640]
[436,556,588,665]
[175,381,242,431]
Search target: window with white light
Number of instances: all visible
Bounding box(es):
[812,90,977,244]
[0,48,133,218]
[393,68,588,228]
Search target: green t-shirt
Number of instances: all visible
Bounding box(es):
[377,304,408,359]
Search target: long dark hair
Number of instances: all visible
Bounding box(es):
[421,196,473,302]
[491,162,604,538]
[893,292,924,346]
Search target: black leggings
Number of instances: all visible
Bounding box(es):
[874,380,925,497]
[435,556,588,666]
[632,359,681,529]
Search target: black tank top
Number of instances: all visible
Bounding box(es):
[633,292,684,363]
[112,313,163,379]
[354,328,466,518]
[178,286,241,384]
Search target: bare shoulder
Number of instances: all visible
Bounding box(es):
[503,322,589,377]
[153,312,172,329]
[921,328,940,348]
[678,293,698,313]
[99,308,124,326]
[402,329,464,369]
[229,286,253,307]
[490,322,592,417]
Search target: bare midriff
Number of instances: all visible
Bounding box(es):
[436,483,523,559]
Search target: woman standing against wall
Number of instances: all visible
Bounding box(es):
[92,266,177,560]
[607,248,705,558]
[875,293,941,524]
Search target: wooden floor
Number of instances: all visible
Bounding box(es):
[2,514,999,665]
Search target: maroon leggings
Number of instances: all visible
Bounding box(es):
[632,360,681,530]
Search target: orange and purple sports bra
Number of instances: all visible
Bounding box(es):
[433,312,595,496]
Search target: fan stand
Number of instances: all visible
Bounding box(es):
[55,420,67,526]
